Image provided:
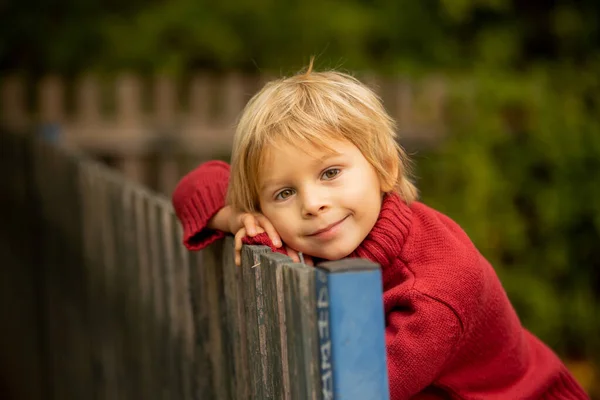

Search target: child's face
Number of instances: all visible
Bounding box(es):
[257,138,383,261]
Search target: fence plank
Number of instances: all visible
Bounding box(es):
[35,141,68,400]
[79,163,102,400]
[119,183,140,398]
[133,189,154,400]
[283,263,320,400]
[146,195,168,399]
[222,237,250,400]
[260,252,292,400]
[158,199,180,398]
[188,247,216,399]
[241,245,272,399]
[202,240,230,399]
[97,168,122,400]
[171,215,195,400]
[0,132,46,400]
[63,149,92,400]
[316,259,389,400]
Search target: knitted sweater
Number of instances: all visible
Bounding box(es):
[172,161,588,400]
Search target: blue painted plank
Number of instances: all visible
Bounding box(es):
[316,261,389,400]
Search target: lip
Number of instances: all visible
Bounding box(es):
[308,216,349,237]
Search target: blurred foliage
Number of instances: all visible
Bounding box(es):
[1,0,599,75]
[416,65,600,367]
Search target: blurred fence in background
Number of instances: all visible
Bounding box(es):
[0,73,448,195]
[0,129,388,400]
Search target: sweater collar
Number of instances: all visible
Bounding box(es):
[349,192,412,269]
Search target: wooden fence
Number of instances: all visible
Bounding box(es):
[0,129,389,400]
[0,73,448,195]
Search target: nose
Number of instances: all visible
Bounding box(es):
[301,190,329,217]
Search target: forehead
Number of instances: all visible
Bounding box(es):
[260,138,340,167]
[257,138,355,188]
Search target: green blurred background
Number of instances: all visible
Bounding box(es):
[2,0,599,395]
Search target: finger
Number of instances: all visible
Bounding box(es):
[234,228,246,266]
[286,246,300,263]
[242,214,258,236]
[255,215,281,247]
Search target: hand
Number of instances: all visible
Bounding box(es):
[234,230,315,266]
[210,206,314,267]
[208,206,280,242]
[285,247,314,266]
[232,212,282,266]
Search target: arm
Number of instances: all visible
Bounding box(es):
[171,160,288,259]
[384,287,462,399]
[172,160,230,250]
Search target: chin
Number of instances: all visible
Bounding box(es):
[317,247,355,262]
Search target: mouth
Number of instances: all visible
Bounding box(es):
[307,215,349,237]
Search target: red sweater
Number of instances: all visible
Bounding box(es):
[172,161,588,400]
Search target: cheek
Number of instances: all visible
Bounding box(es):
[341,175,380,204]
[262,208,294,237]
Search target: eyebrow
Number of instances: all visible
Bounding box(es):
[259,152,342,192]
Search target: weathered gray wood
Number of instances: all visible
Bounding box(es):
[188,247,215,399]
[222,237,250,400]
[260,252,292,400]
[171,216,195,400]
[133,189,153,400]
[62,150,92,400]
[0,132,45,400]
[113,173,131,399]
[283,263,320,400]
[36,141,69,400]
[275,257,292,400]
[296,265,320,400]
[96,168,121,400]
[200,239,230,399]
[117,182,138,398]
[79,163,102,400]
[241,245,272,399]
[157,198,180,399]
[282,264,301,399]
[147,195,168,399]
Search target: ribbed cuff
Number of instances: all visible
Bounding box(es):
[172,160,230,251]
[181,183,227,250]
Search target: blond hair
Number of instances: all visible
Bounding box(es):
[227,61,418,212]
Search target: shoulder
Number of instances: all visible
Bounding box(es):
[172,160,230,205]
[177,160,230,186]
[403,202,482,272]
[400,202,505,326]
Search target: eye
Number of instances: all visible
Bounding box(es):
[275,188,295,201]
[322,168,340,180]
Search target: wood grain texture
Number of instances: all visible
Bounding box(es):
[259,252,292,400]
[221,237,250,400]
[241,245,272,399]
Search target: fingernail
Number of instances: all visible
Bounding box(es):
[248,228,255,236]
[273,239,281,247]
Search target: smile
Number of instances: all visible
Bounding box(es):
[308,215,349,238]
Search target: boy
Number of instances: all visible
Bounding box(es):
[172,63,588,399]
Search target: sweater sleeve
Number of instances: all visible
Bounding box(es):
[171,160,230,250]
[384,287,462,399]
